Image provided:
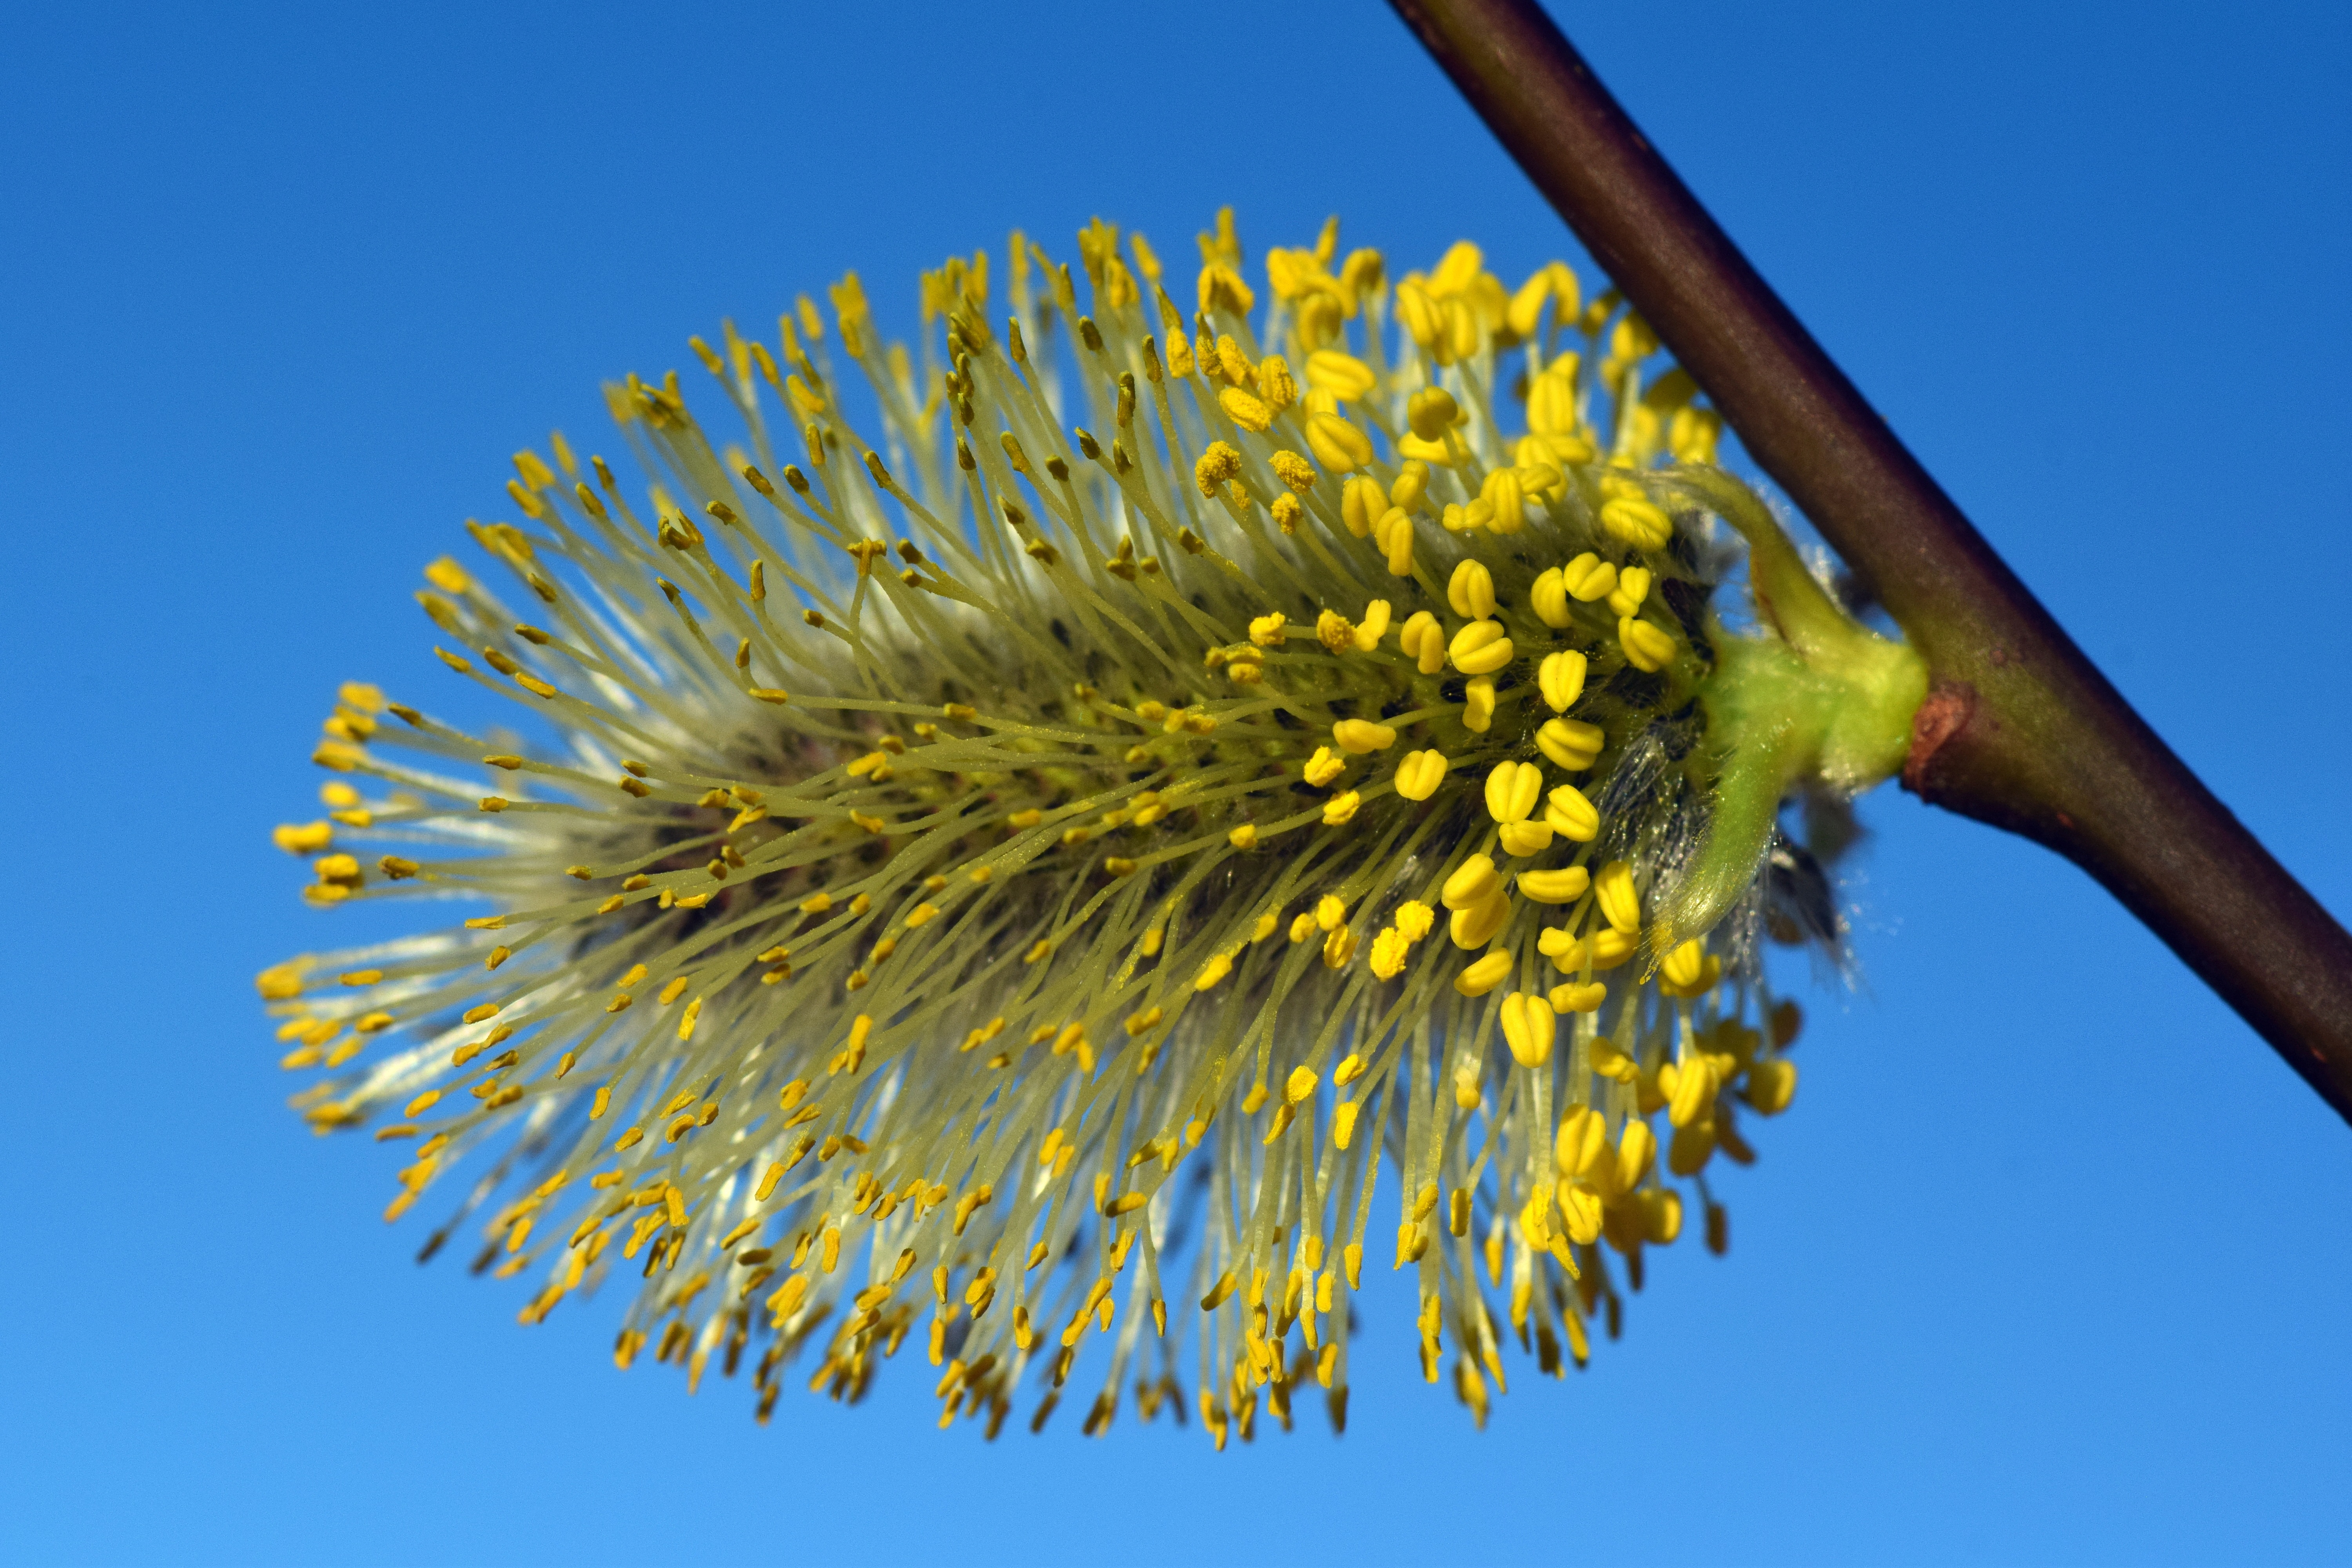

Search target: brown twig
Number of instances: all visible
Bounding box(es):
[1390,0,2352,1123]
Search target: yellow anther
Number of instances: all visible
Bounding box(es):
[1497,820,1554,857]
[1594,861,1641,934]
[1535,717,1604,771]
[1289,911,1318,944]
[1462,675,1495,735]
[1506,270,1552,339]
[1454,952,1513,996]
[1305,350,1375,400]
[1428,239,1484,294]
[1608,564,1652,617]
[1219,385,1274,432]
[1442,855,1500,911]
[1541,915,1607,983]
[1397,610,1448,675]
[1332,718,1396,754]
[1611,311,1659,361]
[1670,404,1722,464]
[1479,468,1528,535]
[1544,784,1600,842]
[1555,1107,1607,1180]
[1405,387,1460,441]
[1531,426,1597,467]
[1599,496,1672,550]
[1194,953,1234,992]
[1228,823,1259,850]
[1304,412,1373,473]
[1267,245,1332,301]
[1483,760,1543,824]
[1395,901,1436,942]
[1322,791,1361,826]
[1638,1188,1684,1245]
[1518,866,1591,905]
[1746,1059,1798,1116]
[1498,992,1556,1068]
[1268,450,1317,493]
[1284,1065,1318,1105]
[1661,942,1722,998]
[1303,746,1346,788]
[1394,748,1447,802]
[1447,620,1513,676]
[1537,650,1588,714]
[1372,506,1414,576]
[1256,354,1298,411]
[1619,617,1676,673]
[273,821,334,855]
[1528,568,1571,629]
[1370,927,1410,979]
[1661,1052,1718,1130]
[1446,560,1497,621]
[1549,980,1607,1013]
[1445,292,1483,361]
[1338,475,1387,537]
[1513,458,1566,506]
[1449,887,1512,949]
[1332,1100,1361,1149]
[1212,332,1254,385]
[1351,598,1392,652]
[1615,1120,1658,1195]
[1396,279,1445,354]
[1193,440,1243,497]
[1248,612,1288,647]
[1528,359,1582,435]
[1561,553,1618,603]
[1315,609,1356,652]
[1590,927,1636,969]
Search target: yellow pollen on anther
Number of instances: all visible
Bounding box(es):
[1483,761,1543,825]
[1446,561,1497,621]
[1447,620,1512,677]
[1538,650,1587,713]
[1594,861,1641,935]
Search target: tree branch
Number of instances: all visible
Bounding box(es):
[1390,0,2352,1123]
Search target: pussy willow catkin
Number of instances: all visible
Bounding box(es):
[259,211,1924,1444]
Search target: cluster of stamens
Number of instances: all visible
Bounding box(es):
[260,208,1818,1444]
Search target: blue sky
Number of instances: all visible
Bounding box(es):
[3,2,2348,1563]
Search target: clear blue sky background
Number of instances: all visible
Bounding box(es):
[4,2,2348,1563]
